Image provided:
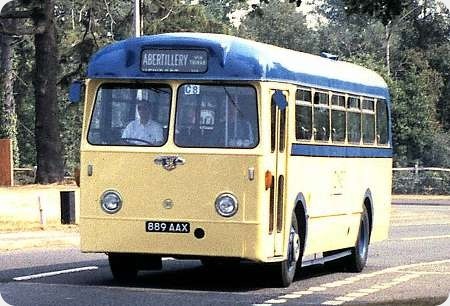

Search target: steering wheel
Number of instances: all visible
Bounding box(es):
[121,138,154,145]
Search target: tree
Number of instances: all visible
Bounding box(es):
[142,0,232,34]
[1,0,64,183]
[239,0,318,53]
[315,0,386,61]
[0,2,19,166]
[390,50,444,167]
[341,0,407,26]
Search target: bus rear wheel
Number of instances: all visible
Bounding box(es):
[274,213,300,287]
[108,253,138,282]
[346,207,370,272]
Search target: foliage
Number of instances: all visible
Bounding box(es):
[392,169,450,195]
[340,0,408,25]
[239,1,318,53]
[0,0,449,191]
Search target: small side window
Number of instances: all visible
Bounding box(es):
[296,105,312,140]
[314,92,329,105]
[362,112,375,144]
[331,94,346,142]
[313,92,330,141]
[331,94,345,107]
[332,109,346,142]
[296,89,312,102]
[295,89,312,141]
[362,98,375,144]
[376,99,389,145]
[347,96,361,144]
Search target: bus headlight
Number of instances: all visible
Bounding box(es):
[215,193,238,217]
[100,190,122,214]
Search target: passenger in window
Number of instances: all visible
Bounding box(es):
[122,100,163,145]
[215,108,254,147]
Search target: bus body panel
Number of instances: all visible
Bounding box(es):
[286,155,391,254]
[79,150,271,261]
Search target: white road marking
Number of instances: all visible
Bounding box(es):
[264,259,450,306]
[293,290,313,294]
[0,294,13,306]
[399,234,450,241]
[308,286,326,291]
[358,288,380,293]
[278,294,303,299]
[322,300,345,305]
[346,292,369,298]
[13,266,98,281]
[335,296,356,302]
[264,299,286,304]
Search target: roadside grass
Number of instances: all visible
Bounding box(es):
[0,220,78,232]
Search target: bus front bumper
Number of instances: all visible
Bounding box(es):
[80,217,267,262]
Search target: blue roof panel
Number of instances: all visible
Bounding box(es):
[87,33,389,98]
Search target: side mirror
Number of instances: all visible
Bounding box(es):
[273,90,287,110]
[69,80,83,103]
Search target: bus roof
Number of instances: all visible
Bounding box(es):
[88,33,389,98]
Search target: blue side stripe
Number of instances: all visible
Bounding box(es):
[291,143,393,158]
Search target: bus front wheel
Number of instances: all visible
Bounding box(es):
[108,253,138,282]
[274,213,300,287]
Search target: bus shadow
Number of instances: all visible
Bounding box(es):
[108,260,338,292]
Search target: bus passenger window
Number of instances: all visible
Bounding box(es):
[175,85,258,148]
[295,89,312,141]
[331,110,345,142]
[347,97,361,144]
[376,99,389,145]
[331,94,346,142]
[313,92,329,141]
[362,99,375,144]
[296,89,312,102]
[295,105,312,140]
[362,113,375,144]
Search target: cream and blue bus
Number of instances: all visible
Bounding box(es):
[70,33,392,287]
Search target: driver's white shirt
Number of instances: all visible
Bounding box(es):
[122,119,163,144]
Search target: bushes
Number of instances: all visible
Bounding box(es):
[392,169,450,195]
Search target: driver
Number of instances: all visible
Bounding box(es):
[122,100,163,144]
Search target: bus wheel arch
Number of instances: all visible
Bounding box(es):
[363,189,374,241]
[294,193,308,264]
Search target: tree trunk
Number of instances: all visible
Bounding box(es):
[0,3,19,166]
[33,0,64,184]
[385,23,391,77]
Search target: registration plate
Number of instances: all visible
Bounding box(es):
[145,221,190,233]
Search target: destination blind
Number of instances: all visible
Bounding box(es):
[141,49,208,73]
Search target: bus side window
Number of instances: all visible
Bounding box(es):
[331,94,346,142]
[295,89,312,141]
[376,99,389,145]
[362,99,375,144]
[347,97,361,144]
[313,91,329,141]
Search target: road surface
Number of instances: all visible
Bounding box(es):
[0,204,449,305]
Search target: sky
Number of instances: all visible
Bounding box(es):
[442,0,450,9]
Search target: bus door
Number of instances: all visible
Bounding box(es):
[269,90,288,257]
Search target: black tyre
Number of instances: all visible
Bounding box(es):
[346,207,370,272]
[274,213,301,287]
[108,253,138,282]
